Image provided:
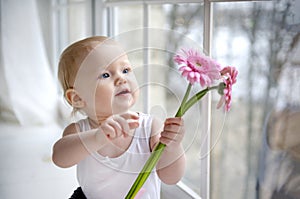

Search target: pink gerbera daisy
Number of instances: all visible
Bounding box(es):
[217,66,238,112]
[174,48,222,87]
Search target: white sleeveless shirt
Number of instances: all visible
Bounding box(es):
[76,113,161,199]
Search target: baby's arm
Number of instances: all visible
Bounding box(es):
[150,117,186,184]
[52,123,109,168]
[52,112,139,168]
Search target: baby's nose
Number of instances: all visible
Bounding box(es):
[115,76,127,85]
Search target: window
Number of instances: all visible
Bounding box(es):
[52,0,93,75]
[52,1,300,199]
[211,1,299,199]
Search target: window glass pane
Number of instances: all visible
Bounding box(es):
[211,1,300,199]
[55,0,92,54]
[113,3,204,196]
[111,5,144,110]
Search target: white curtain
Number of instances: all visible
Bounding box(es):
[0,0,58,125]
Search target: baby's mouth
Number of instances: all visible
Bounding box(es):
[116,89,130,96]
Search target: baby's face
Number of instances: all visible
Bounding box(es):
[94,54,139,116]
[74,44,139,119]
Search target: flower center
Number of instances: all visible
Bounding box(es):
[196,62,202,67]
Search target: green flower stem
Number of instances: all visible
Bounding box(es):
[125,143,166,198]
[181,89,208,115]
[125,101,187,199]
[181,85,219,115]
[125,85,219,199]
[175,83,192,117]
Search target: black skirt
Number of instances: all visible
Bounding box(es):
[69,187,86,199]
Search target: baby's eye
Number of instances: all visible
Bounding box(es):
[123,68,131,74]
[100,73,110,79]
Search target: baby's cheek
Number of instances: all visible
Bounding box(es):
[133,88,140,99]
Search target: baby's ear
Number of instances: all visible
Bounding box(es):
[65,89,86,108]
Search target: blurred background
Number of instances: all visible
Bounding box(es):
[1,0,300,199]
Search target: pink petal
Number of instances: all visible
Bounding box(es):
[189,72,195,78]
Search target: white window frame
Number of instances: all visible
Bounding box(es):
[52,0,270,198]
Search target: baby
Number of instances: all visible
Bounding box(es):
[52,36,186,198]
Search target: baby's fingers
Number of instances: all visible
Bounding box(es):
[113,114,139,137]
[164,117,184,126]
[161,117,185,146]
[160,131,176,144]
[163,124,183,133]
[101,122,120,139]
[128,121,139,129]
[120,111,140,130]
[120,111,139,120]
[164,117,184,133]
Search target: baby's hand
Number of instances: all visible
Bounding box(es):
[160,117,185,148]
[99,112,139,140]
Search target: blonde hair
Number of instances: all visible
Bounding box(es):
[58,36,109,94]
